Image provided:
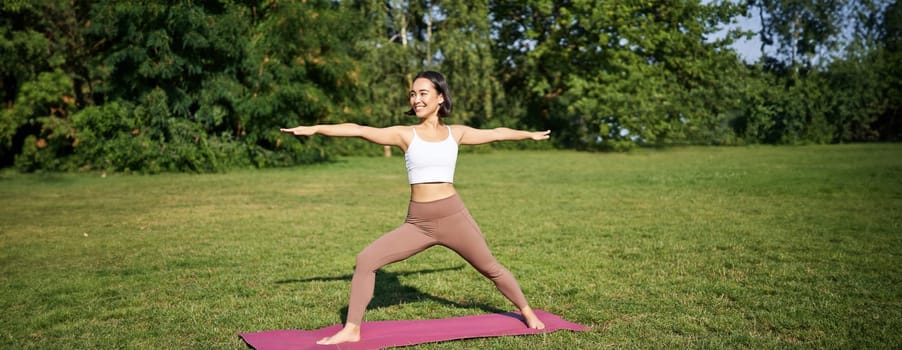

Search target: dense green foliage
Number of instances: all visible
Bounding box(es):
[1,0,900,172]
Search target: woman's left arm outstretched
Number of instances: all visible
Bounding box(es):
[453,125,551,146]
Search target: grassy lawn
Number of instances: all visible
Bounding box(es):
[1,144,901,349]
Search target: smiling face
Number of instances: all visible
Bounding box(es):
[409,78,445,119]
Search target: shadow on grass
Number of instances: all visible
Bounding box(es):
[276,265,511,322]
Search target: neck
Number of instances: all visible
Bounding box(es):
[420,116,442,128]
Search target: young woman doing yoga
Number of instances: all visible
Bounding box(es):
[280,71,550,345]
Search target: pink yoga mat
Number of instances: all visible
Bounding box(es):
[239,310,589,350]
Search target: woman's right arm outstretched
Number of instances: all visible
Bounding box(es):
[280,123,407,149]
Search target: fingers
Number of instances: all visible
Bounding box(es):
[280,127,307,136]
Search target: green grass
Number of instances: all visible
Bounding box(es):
[2,144,901,349]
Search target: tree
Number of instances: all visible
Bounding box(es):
[753,0,845,69]
[748,0,898,143]
[491,0,748,149]
[236,0,365,163]
[338,0,503,157]
[0,0,91,169]
[431,1,501,128]
[821,0,893,142]
[876,0,902,140]
[77,1,255,172]
[5,0,369,172]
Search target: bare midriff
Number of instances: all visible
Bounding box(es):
[410,182,457,202]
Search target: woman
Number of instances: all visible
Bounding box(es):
[280,71,550,345]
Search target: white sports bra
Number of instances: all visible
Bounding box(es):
[405,126,458,184]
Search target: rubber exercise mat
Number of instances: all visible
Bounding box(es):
[239,310,589,350]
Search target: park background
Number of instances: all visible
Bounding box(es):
[1,0,900,173]
[2,1,901,349]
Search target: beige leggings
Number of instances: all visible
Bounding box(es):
[345,193,529,325]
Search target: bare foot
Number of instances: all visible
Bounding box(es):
[316,323,361,345]
[520,306,546,330]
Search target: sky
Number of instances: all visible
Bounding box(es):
[723,8,859,65]
[729,14,765,63]
[703,0,769,63]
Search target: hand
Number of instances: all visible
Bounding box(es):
[531,130,551,140]
[280,126,316,136]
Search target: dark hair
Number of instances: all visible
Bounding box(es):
[405,71,453,117]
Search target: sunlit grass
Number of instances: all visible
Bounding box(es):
[1,144,900,349]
